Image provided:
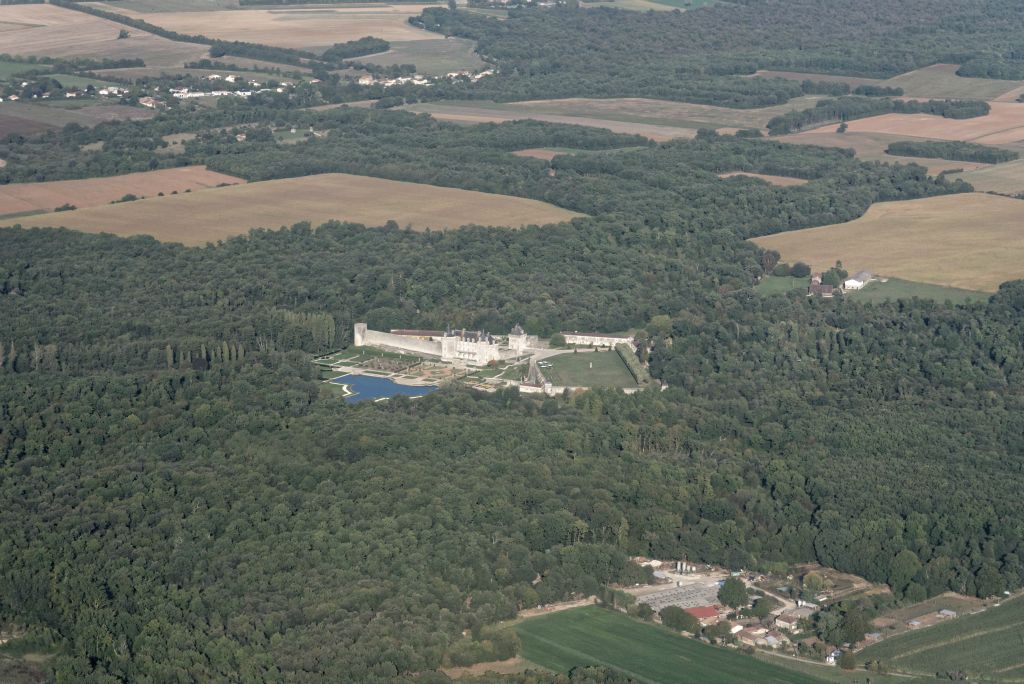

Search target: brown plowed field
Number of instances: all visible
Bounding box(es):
[2,173,583,245]
[753,192,1024,292]
[0,167,244,217]
[0,5,208,67]
[130,6,442,51]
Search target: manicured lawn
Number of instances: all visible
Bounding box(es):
[517,606,823,684]
[542,351,637,389]
[858,594,1024,680]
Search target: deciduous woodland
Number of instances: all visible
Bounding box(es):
[2,0,1024,681]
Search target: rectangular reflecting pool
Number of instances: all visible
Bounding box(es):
[330,374,438,403]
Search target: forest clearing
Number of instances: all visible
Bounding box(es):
[719,171,808,186]
[753,193,1024,292]
[0,167,243,217]
[125,5,443,51]
[0,4,207,67]
[1,173,582,245]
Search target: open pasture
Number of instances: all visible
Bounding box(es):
[0,5,208,68]
[0,166,243,217]
[2,172,582,245]
[858,595,1024,680]
[355,37,484,76]
[0,101,154,136]
[848,278,984,305]
[542,351,637,389]
[517,606,822,684]
[719,171,808,186]
[753,192,1024,292]
[950,158,1024,195]
[775,129,990,175]
[841,102,1024,145]
[880,64,1023,101]
[130,5,443,52]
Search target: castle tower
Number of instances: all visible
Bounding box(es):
[354,322,367,347]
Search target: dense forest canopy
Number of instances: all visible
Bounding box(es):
[412,0,1024,103]
[3,0,1024,681]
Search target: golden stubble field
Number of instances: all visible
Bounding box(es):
[842,102,1024,145]
[0,167,244,216]
[752,193,1024,292]
[2,173,583,245]
[122,5,444,51]
[0,5,207,67]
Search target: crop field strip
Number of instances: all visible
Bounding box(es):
[121,5,445,51]
[754,64,1024,101]
[840,102,1024,145]
[752,193,1024,292]
[0,167,244,217]
[1,172,583,245]
[858,595,1024,679]
[517,606,823,684]
[0,4,208,67]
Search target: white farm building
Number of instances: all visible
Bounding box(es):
[843,271,872,291]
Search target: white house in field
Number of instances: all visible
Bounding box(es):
[843,271,872,291]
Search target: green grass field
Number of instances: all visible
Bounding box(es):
[848,278,985,305]
[0,59,46,80]
[542,351,637,389]
[858,594,1024,679]
[48,73,117,89]
[755,275,808,296]
[517,606,822,684]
